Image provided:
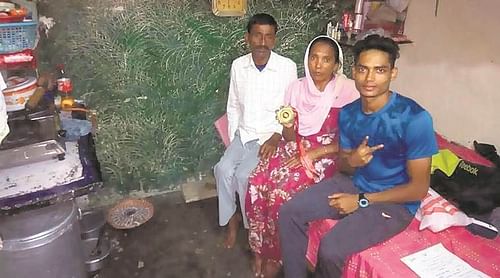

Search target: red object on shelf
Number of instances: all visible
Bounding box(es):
[57,78,72,94]
[56,64,73,94]
[342,11,353,32]
[0,8,27,23]
[0,49,36,69]
[0,14,25,23]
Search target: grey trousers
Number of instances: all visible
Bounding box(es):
[214,133,260,228]
[278,174,413,278]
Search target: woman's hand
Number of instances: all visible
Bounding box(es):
[284,148,317,169]
[282,124,296,142]
[281,121,294,129]
[276,106,295,128]
[304,143,339,162]
[284,154,302,169]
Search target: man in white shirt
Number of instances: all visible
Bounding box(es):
[215,13,297,248]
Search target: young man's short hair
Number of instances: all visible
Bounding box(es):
[353,35,400,68]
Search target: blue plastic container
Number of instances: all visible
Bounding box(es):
[0,21,38,54]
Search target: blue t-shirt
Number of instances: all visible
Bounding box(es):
[339,92,438,214]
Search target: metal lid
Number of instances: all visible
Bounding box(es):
[0,201,77,251]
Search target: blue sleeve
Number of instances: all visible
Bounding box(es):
[405,111,438,160]
[339,109,354,150]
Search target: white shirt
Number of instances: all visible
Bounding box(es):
[0,74,8,143]
[227,51,297,145]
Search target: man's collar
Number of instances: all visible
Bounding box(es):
[244,51,278,72]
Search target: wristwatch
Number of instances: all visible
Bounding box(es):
[358,193,370,208]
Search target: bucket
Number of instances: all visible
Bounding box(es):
[0,201,87,278]
[80,209,106,240]
[83,237,111,273]
[2,76,37,112]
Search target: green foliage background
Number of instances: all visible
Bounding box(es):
[43,0,352,192]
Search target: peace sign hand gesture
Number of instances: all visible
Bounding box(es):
[347,136,384,168]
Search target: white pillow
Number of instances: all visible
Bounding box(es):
[415,188,473,233]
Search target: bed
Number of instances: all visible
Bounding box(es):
[306,218,500,277]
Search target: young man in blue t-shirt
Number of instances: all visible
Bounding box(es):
[278,35,438,278]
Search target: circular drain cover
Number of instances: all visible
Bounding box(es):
[107,199,154,229]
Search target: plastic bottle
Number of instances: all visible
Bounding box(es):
[56,64,74,109]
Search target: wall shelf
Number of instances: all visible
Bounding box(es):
[339,36,413,47]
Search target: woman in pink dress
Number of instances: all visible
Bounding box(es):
[245,35,359,277]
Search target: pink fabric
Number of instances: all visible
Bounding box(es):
[306,219,500,277]
[246,108,341,262]
[285,75,359,137]
[285,35,359,136]
[214,114,230,147]
[436,133,494,167]
[305,135,499,276]
[416,188,473,232]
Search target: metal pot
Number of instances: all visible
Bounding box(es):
[83,237,111,273]
[0,201,87,278]
[80,209,106,240]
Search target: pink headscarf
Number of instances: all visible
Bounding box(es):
[285,35,359,136]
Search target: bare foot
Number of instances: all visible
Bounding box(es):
[223,213,241,249]
[263,259,281,278]
[251,254,263,277]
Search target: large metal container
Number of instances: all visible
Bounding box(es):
[80,209,106,240]
[0,201,86,278]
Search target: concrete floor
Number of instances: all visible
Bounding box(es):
[97,192,256,278]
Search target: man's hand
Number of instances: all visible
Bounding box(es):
[259,133,281,160]
[348,136,384,167]
[328,193,359,214]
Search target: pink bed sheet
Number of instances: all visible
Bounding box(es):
[435,133,494,167]
[306,219,500,277]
